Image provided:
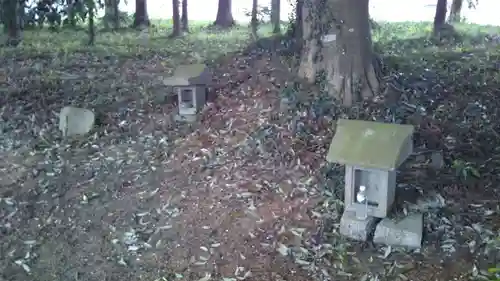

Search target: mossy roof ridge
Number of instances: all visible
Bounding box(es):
[326,119,414,170]
[162,63,208,86]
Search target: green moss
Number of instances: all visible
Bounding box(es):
[326,119,414,170]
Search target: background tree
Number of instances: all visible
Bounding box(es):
[66,0,77,27]
[285,0,303,53]
[2,0,22,46]
[86,0,95,44]
[447,0,463,22]
[181,0,188,32]
[298,0,379,106]
[133,0,149,28]
[433,0,448,35]
[171,0,180,37]
[214,0,234,28]
[250,0,257,40]
[104,0,120,30]
[271,0,280,34]
[112,0,119,29]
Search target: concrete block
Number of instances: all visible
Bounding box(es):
[58,106,95,137]
[339,210,378,241]
[174,114,197,123]
[373,213,423,249]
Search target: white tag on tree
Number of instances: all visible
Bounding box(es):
[321,34,337,43]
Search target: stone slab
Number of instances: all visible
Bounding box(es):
[339,210,378,241]
[326,119,414,170]
[174,114,197,123]
[373,213,423,249]
[58,106,95,137]
[162,64,209,86]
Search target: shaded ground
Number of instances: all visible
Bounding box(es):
[2,22,500,281]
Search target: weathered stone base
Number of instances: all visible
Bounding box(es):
[373,213,423,249]
[339,210,379,241]
[339,210,424,248]
[174,114,197,123]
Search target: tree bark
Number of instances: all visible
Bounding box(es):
[214,0,234,28]
[181,0,188,32]
[133,0,150,28]
[288,0,303,49]
[433,0,447,34]
[171,0,181,37]
[271,0,280,34]
[104,0,120,30]
[298,0,379,106]
[447,0,462,23]
[250,0,258,40]
[66,0,77,27]
[112,0,120,29]
[87,0,95,45]
[3,0,22,45]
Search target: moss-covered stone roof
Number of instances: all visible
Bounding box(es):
[326,119,414,170]
[162,64,209,86]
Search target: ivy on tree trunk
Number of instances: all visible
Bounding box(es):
[214,0,234,28]
[298,0,379,106]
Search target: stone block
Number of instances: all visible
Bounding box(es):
[58,106,95,137]
[174,113,197,123]
[339,210,378,241]
[162,64,209,86]
[373,213,423,249]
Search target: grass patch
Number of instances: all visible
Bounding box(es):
[0,20,275,67]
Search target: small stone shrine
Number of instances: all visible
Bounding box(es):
[162,64,210,122]
[326,119,423,249]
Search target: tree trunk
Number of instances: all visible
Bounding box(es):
[112,0,120,30]
[3,0,22,46]
[17,2,24,30]
[214,0,234,28]
[295,0,303,38]
[250,0,258,40]
[133,0,150,28]
[87,0,95,45]
[433,0,447,34]
[66,0,77,27]
[181,0,188,32]
[104,0,119,30]
[298,0,379,106]
[104,0,112,29]
[271,0,280,34]
[447,0,462,23]
[287,0,303,47]
[171,0,181,37]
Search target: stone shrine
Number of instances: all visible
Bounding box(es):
[162,64,210,122]
[326,119,423,249]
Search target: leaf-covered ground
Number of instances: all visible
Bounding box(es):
[1,22,500,281]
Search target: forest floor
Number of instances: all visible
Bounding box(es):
[1,21,500,281]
